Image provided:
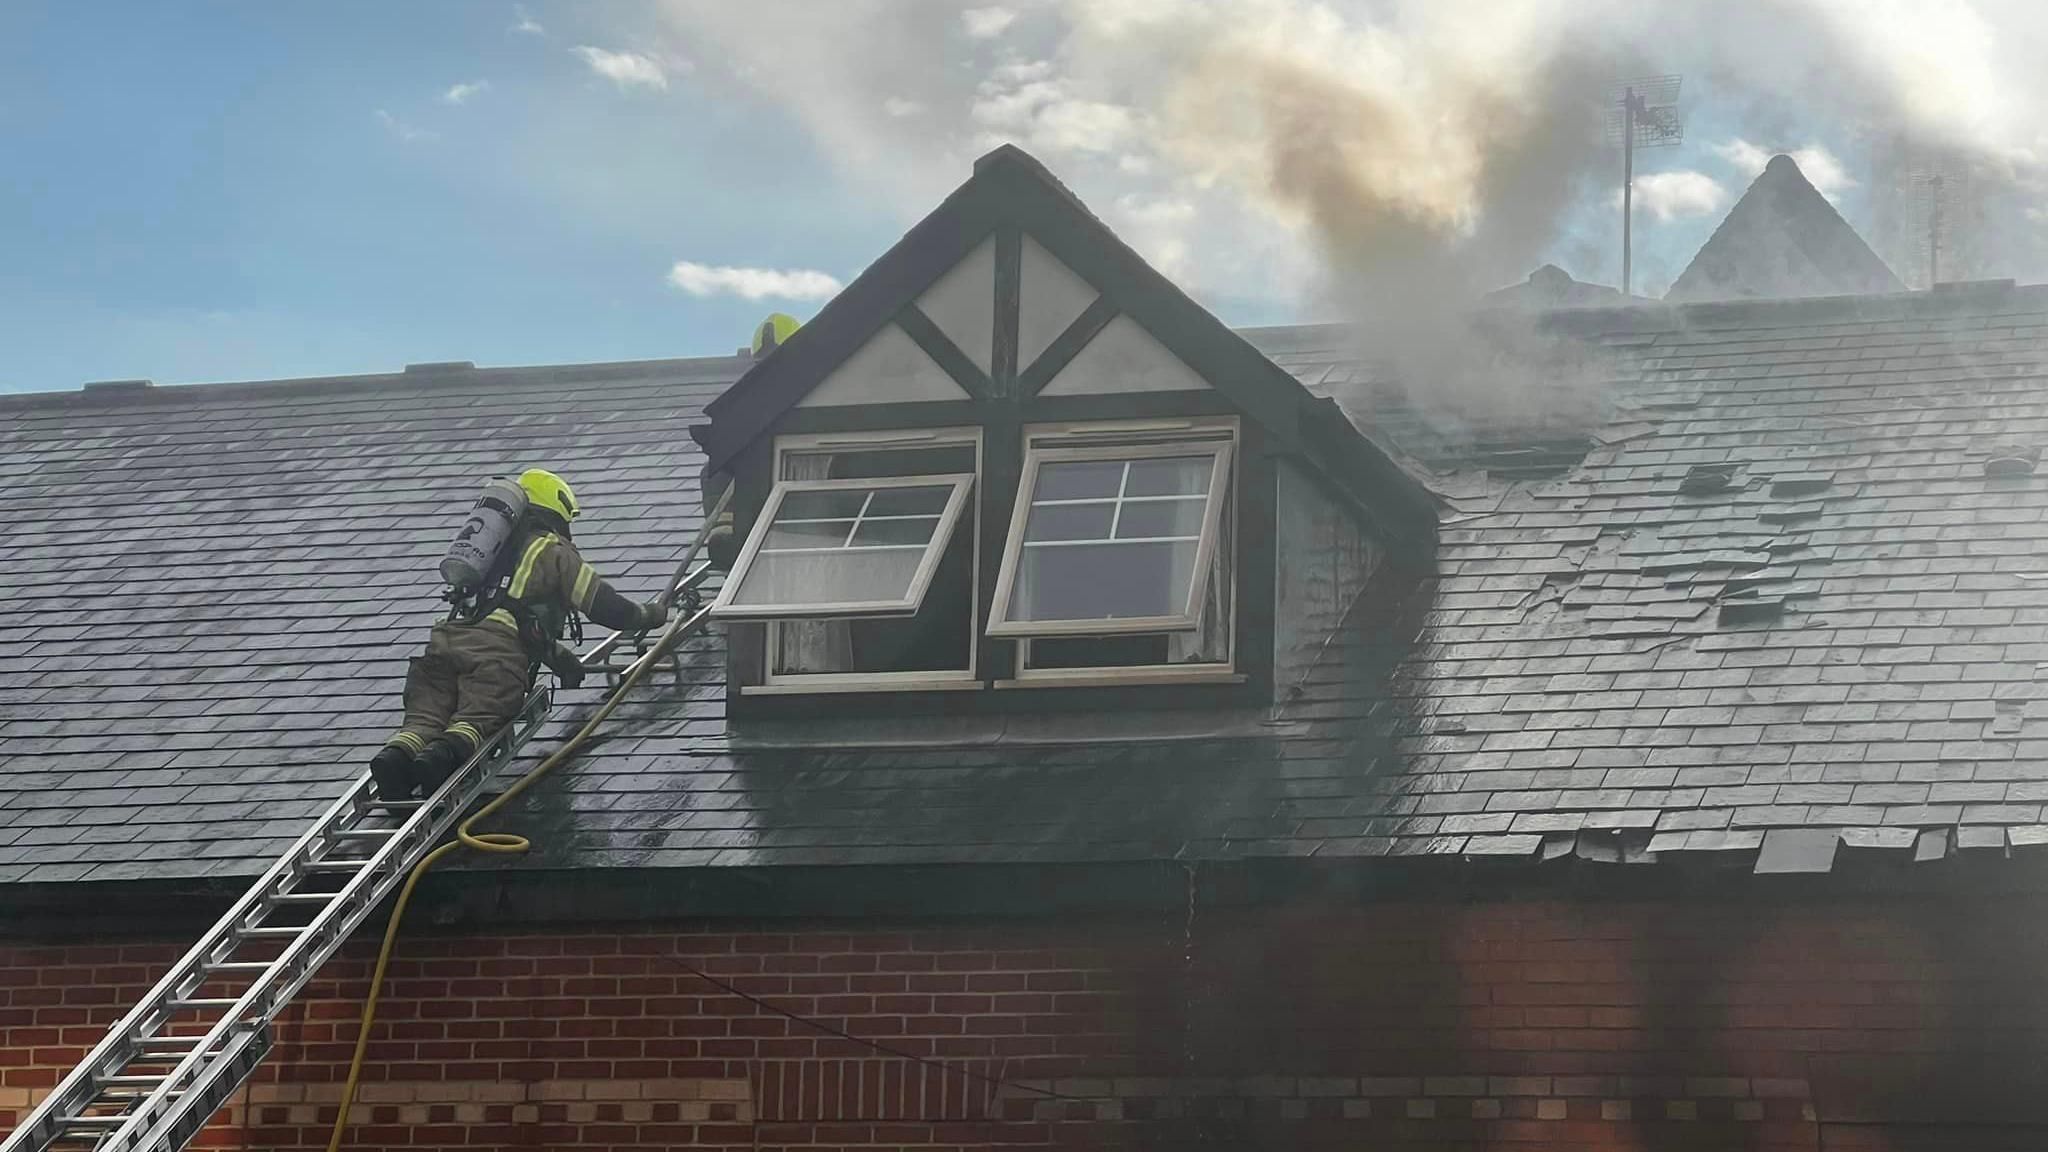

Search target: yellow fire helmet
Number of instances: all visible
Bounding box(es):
[518,468,580,522]
[751,312,800,359]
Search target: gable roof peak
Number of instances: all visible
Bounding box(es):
[696,145,1440,543]
[1665,151,1904,303]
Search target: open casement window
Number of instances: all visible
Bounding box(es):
[724,432,983,687]
[712,473,975,619]
[989,425,1237,674]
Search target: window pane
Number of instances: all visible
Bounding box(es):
[1124,456,1211,497]
[1035,459,1125,501]
[1114,497,1206,540]
[1008,539,1199,622]
[733,548,925,606]
[721,476,969,617]
[778,488,870,521]
[762,519,854,551]
[851,516,941,547]
[1024,502,1114,542]
[783,445,976,481]
[865,486,955,517]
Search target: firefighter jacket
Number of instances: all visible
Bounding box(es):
[478,530,644,654]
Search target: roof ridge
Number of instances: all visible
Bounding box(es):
[0,352,752,413]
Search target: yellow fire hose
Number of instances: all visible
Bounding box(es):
[325,489,728,1152]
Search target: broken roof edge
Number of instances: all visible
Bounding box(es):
[1243,279,2045,352]
[0,351,754,414]
[8,837,2041,930]
[1541,276,2041,338]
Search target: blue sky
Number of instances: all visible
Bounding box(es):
[0,1,1975,395]
[0,3,908,392]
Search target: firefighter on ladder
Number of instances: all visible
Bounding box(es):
[369,468,669,799]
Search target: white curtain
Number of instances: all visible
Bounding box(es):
[773,453,855,674]
[1168,488,1230,664]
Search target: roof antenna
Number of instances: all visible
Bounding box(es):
[1605,75,1685,298]
[1910,161,1966,289]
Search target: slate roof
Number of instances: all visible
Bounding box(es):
[5,283,2048,885]
[0,360,734,884]
[1667,153,1907,303]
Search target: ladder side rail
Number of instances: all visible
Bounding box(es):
[89,689,553,1152]
[0,767,386,1152]
[127,599,714,1150]
[129,1025,271,1152]
[579,559,714,671]
[5,558,717,1152]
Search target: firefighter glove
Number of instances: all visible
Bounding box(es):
[638,600,670,632]
[545,642,586,690]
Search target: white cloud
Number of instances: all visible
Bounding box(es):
[511,5,544,35]
[1616,169,1728,221]
[1712,138,1855,200]
[962,7,1017,40]
[442,80,490,105]
[1113,194,1198,277]
[574,46,671,91]
[667,261,842,300]
[971,60,1136,155]
[883,96,924,118]
[374,109,433,143]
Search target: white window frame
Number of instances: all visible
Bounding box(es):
[987,428,1235,639]
[744,427,985,693]
[710,471,975,621]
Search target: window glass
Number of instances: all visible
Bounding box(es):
[734,436,981,681]
[712,474,973,619]
[990,442,1231,636]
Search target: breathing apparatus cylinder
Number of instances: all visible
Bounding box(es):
[439,478,529,591]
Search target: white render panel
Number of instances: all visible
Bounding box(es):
[915,237,996,375]
[1039,314,1212,396]
[797,323,972,407]
[1018,235,1097,371]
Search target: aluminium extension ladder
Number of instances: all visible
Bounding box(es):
[1,562,716,1152]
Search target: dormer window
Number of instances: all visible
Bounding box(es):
[692,146,1440,709]
[711,429,983,689]
[992,419,1236,680]
[715,472,974,617]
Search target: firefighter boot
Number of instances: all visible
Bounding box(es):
[410,736,472,799]
[368,745,416,800]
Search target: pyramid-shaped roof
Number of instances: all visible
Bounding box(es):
[1666,153,1904,302]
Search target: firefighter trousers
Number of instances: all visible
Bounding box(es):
[381,620,531,758]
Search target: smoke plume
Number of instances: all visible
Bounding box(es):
[650,0,2048,422]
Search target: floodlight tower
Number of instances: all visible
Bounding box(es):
[1606,76,1685,297]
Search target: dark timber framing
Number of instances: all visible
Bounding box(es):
[695,144,1440,716]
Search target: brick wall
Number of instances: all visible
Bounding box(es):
[6,892,2048,1150]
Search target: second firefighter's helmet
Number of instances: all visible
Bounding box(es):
[518,468,580,522]
[751,312,800,359]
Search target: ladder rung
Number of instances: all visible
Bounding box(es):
[207,961,275,974]
[272,892,339,905]
[96,1086,178,1100]
[237,926,308,938]
[305,858,369,873]
[168,998,242,1010]
[136,1035,204,1049]
[330,827,397,839]
[103,1075,165,1087]
[60,1116,131,1129]
[366,799,423,810]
